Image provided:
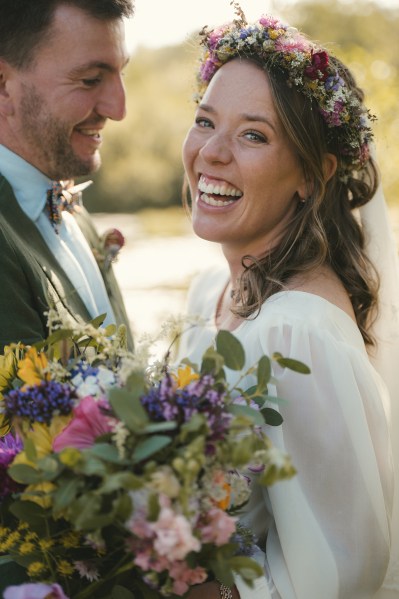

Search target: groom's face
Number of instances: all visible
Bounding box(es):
[5,4,129,180]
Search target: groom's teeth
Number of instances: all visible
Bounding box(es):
[201,193,234,207]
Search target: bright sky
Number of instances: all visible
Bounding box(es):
[125,0,399,53]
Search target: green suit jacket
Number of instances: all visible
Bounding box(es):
[0,174,133,350]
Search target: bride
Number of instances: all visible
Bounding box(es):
[178,12,398,599]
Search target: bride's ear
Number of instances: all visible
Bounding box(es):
[323,153,337,183]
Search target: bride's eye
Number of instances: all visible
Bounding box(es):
[244,130,267,143]
[195,117,214,129]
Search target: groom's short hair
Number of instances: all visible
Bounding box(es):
[0,0,135,69]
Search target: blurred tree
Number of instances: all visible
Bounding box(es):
[83,1,399,212]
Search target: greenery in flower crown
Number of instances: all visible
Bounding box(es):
[196,2,375,178]
[0,311,309,598]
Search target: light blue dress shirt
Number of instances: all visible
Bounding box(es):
[0,145,115,326]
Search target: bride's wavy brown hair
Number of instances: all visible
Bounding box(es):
[184,56,379,345]
[231,57,379,345]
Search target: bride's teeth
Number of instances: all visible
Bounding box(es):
[198,176,242,198]
[201,193,234,207]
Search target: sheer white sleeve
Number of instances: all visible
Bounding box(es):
[256,313,393,599]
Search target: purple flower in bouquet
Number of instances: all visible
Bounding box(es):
[3,381,75,425]
[140,373,231,445]
[4,582,69,599]
[0,433,23,498]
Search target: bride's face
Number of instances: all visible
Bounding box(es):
[182,59,307,258]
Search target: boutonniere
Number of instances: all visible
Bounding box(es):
[93,228,125,271]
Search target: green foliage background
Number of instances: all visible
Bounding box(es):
[83,0,399,213]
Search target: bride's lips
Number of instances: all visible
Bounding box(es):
[197,174,243,207]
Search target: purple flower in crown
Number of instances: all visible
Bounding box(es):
[0,433,23,498]
[4,381,75,425]
[305,50,329,81]
[325,74,344,92]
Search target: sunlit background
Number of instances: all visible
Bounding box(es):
[88,0,399,349]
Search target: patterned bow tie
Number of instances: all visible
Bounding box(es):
[46,180,92,233]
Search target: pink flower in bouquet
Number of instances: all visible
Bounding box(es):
[4,583,69,599]
[200,507,237,546]
[53,396,114,451]
[151,501,201,560]
[169,561,207,595]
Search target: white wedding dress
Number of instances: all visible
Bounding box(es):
[178,264,396,599]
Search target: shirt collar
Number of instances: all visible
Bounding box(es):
[0,145,51,222]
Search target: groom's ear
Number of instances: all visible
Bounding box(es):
[0,60,15,117]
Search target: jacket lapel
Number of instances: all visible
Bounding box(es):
[0,175,91,322]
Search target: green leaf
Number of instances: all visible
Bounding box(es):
[132,435,171,463]
[216,330,245,370]
[89,313,107,328]
[24,438,38,462]
[229,555,263,582]
[88,443,125,464]
[257,355,271,390]
[80,456,107,477]
[272,352,311,374]
[200,346,225,375]
[261,407,284,426]
[111,586,136,599]
[9,499,48,526]
[144,421,177,434]
[228,403,265,425]
[53,477,81,511]
[99,472,143,494]
[113,493,133,521]
[8,464,42,484]
[108,388,149,432]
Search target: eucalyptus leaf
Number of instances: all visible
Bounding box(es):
[9,499,48,526]
[257,355,271,390]
[261,407,284,426]
[108,388,149,432]
[99,472,143,494]
[272,352,311,374]
[144,421,177,434]
[216,330,245,370]
[132,435,171,463]
[228,403,265,425]
[88,443,125,464]
[53,477,81,511]
[24,437,38,462]
[200,346,225,375]
[8,463,42,484]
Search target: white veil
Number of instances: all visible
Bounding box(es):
[361,156,399,597]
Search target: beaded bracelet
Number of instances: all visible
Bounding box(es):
[219,582,233,599]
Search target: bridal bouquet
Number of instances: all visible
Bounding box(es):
[0,312,305,598]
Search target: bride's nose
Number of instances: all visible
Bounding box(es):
[199,132,233,164]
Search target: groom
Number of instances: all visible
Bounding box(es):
[0,0,135,352]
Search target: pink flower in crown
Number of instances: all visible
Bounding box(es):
[305,50,330,81]
[207,25,229,49]
[53,396,114,451]
[200,507,237,546]
[275,30,311,53]
[259,15,283,29]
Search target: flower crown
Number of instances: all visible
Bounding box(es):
[196,13,375,178]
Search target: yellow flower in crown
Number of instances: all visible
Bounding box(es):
[173,365,200,389]
[18,346,50,387]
